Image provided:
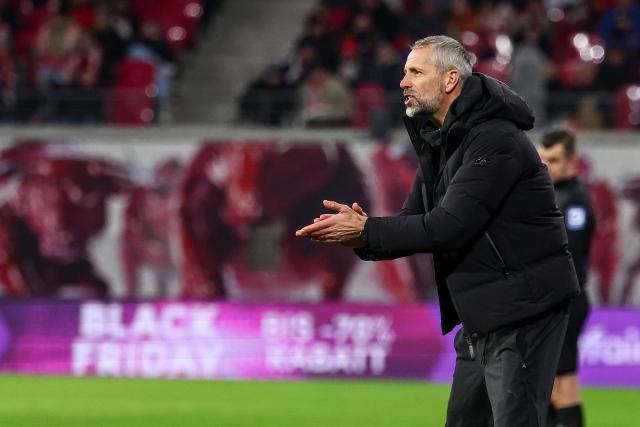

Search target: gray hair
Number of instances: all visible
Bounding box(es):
[410,35,473,85]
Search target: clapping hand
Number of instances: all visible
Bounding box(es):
[295,200,368,248]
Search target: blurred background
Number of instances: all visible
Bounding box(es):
[0,0,638,426]
[0,0,639,128]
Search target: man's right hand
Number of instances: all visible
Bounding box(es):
[313,202,367,223]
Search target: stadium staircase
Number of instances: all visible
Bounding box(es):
[173,0,317,124]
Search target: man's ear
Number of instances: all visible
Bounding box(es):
[444,70,460,94]
[568,153,579,170]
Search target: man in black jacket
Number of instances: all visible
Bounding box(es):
[296,35,580,426]
[539,129,595,427]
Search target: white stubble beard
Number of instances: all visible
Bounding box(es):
[404,86,445,118]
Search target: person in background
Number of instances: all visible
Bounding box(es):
[93,0,139,86]
[539,129,596,427]
[598,0,640,49]
[510,26,549,126]
[127,20,175,122]
[239,63,296,126]
[32,0,84,121]
[0,16,16,120]
[402,0,445,42]
[363,40,403,91]
[296,15,339,71]
[299,66,352,127]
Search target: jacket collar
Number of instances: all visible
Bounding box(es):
[404,76,484,154]
[404,115,470,155]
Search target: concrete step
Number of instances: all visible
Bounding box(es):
[173,0,315,124]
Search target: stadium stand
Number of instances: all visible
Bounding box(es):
[0,0,221,124]
[0,0,639,129]
[236,0,640,133]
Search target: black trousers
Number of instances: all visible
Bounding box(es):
[557,292,590,374]
[445,303,570,427]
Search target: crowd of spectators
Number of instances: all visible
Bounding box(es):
[0,0,219,124]
[239,0,640,133]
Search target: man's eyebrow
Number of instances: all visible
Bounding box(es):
[404,66,424,73]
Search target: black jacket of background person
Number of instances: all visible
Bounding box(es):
[356,73,580,335]
[554,177,595,287]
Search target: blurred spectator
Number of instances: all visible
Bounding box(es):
[510,28,549,125]
[297,15,339,71]
[594,42,634,90]
[574,95,605,129]
[93,0,139,85]
[0,0,19,34]
[365,40,402,90]
[476,0,514,35]
[320,0,355,35]
[65,31,103,122]
[127,20,175,121]
[32,1,86,121]
[402,0,445,41]
[342,13,381,65]
[239,64,296,126]
[337,36,363,86]
[513,0,551,37]
[357,0,400,41]
[285,41,321,85]
[599,0,640,49]
[299,67,352,127]
[446,0,478,38]
[13,0,55,60]
[0,0,213,124]
[0,17,16,120]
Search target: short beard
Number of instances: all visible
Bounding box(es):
[405,87,444,118]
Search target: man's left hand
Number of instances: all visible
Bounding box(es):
[295,200,368,248]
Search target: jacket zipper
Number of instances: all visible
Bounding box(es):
[465,335,475,360]
[434,144,448,190]
[484,232,510,279]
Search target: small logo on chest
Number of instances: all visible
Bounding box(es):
[472,157,489,167]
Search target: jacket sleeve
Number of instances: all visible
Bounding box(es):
[362,129,523,255]
[354,169,425,261]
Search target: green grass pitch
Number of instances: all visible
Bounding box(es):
[0,375,637,426]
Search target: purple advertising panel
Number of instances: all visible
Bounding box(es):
[578,309,640,387]
[0,301,638,387]
[0,301,446,380]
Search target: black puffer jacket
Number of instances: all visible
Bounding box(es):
[356,73,580,334]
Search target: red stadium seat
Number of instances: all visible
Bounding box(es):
[107,59,156,126]
[351,82,387,129]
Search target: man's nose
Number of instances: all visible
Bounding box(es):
[400,76,411,89]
